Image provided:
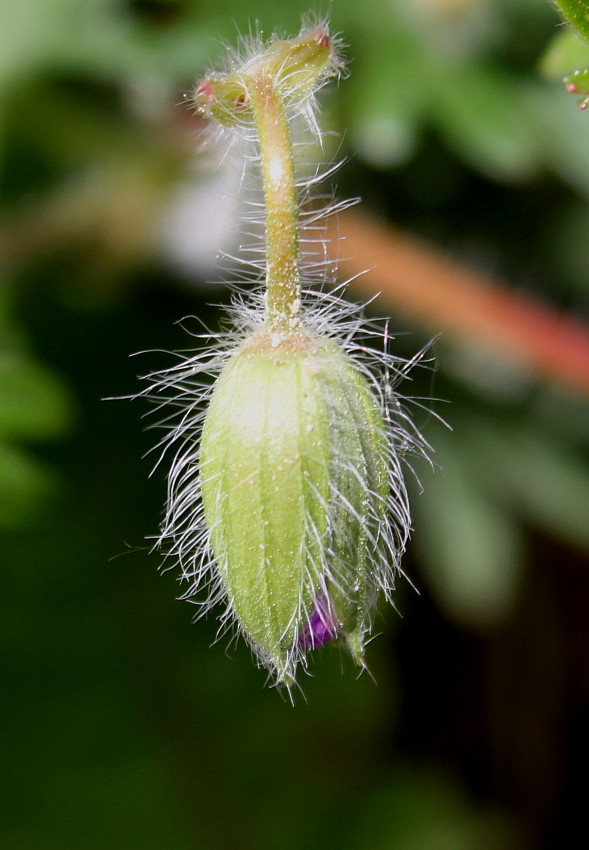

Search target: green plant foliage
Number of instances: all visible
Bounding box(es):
[0,295,71,527]
[411,429,523,630]
[1,0,588,846]
[540,27,589,77]
[544,1,589,106]
[554,0,589,40]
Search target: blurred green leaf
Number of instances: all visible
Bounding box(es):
[0,355,71,438]
[0,440,53,527]
[351,765,523,850]
[526,83,589,196]
[540,28,589,78]
[0,0,214,96]
[412,431,523,629]
[0,292,72,527]
[547,199,589,297]
[465,418,589,554]
[348,27,427,167]
[433,66,540,182]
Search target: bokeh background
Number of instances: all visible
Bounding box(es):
[2,1,589,848]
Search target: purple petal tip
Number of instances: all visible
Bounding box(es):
[298,592,338,650]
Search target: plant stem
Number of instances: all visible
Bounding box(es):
[246,73,301,334]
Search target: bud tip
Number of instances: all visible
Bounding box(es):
[312,26,330,49]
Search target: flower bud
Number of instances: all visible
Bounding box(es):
[564,68,589,110]
[193,25,339,127]
[261,25,336,101]
[199,329,389,682]
[194,76,253,127]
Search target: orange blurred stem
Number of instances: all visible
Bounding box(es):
[328,210,589,396]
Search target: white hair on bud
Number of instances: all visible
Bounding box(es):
[135,283,434,684]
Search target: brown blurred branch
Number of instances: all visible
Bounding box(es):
[328,210,589,396]
[2,175,589,396]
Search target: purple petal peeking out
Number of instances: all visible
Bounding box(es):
[298,592,339,650]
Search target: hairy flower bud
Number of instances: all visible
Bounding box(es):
[564,68,589,110]
[193,25,341,127]
[199,329,390,682]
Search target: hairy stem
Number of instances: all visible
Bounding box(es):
[246,73,301,334]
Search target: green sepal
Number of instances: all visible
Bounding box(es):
[564,67,589,109]
[200,334,330,678]
[319,348,388,661]
[194,76,253,127]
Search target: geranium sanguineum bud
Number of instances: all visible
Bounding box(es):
[193,25,341,128]
[137,20,429,692]
[200,329,389,683]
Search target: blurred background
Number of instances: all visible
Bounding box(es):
[2,1,589,848]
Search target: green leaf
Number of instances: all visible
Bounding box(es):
[0,440,53,527]
[0,0,214,96]
[539,28,589,78]
[554,0,589,41]
[433,66,540,182]
[0,0,82,91]
[348,29,427,167]
[526,84,589,196]
[351,765,521,850]
[467,419,589,554]
[0,354,72,438]
[411,433,523,630]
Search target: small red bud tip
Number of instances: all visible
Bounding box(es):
[313,26,330,49]
[196,80,215,105]
[566,83,579,93]
[579,97,589,110]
